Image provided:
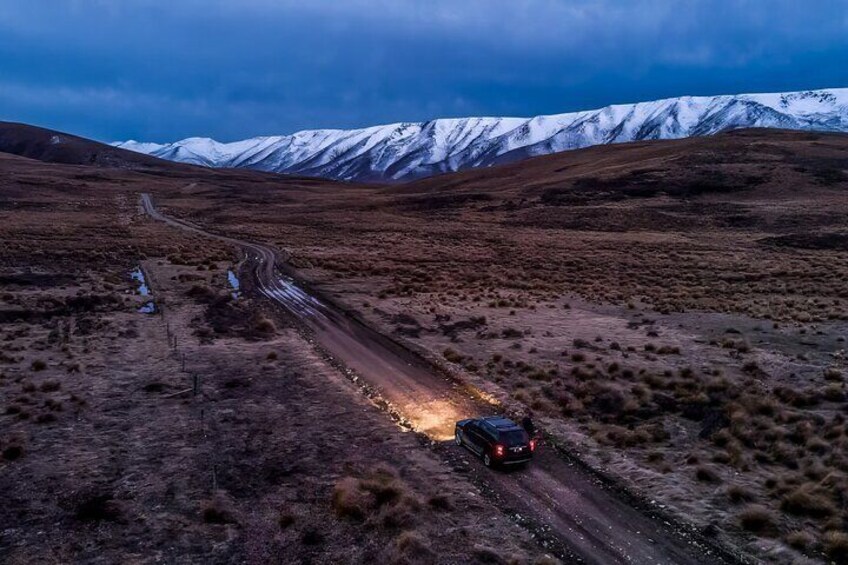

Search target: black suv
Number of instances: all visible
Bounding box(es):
[455,416,535,467]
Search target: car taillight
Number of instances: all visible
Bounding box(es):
[494,444,505,457]
[529,439,537,452]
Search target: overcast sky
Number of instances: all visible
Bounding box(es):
[1,1,846,142]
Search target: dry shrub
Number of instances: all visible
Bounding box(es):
[823,531,848,563]
[695,465,721,483]
[186,284,217,303]
[726,484,755,504]
[201,495,238,524]
[332,477,372,521]
[2,443,23,461]
[737,505,777,536]
[823,384,845,402]
[592,387,626,416]
[73,492,125,523]
[442,348,464,363]
[501,327,523,339]
[824,367,843,382]
[40,379,61,392]
[35,412,57,424]
[596,424,652,448]
[785,530,813,551]
[332,466,423,530]
[31,359,47,371]
[177,272,204,282]
[255,317,277,334]
[389,530,434,564]
[301,526,324,546]
[427,494,453,511]
[780,484,837,518]
[806,437,829,455]
[278,511,296,529]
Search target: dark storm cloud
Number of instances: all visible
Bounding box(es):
[1,1,846,142]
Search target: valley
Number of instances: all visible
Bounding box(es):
[1,126,848,563]
[149,128,848,563]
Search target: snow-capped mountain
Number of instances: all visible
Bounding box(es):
[115,88,848,182]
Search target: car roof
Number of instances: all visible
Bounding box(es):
[481,416,522,431]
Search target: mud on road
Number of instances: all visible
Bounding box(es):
[142,193,747,565]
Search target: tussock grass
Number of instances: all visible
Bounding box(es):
[332,465,427,531]
[201,496,238,524]
[780,484,837,518]
[823,531,848,563]
[737,505,777,536]
[254,317,277,334]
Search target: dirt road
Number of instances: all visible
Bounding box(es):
[141,193,744,564]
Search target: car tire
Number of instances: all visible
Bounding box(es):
[483,453,492,467]
[455,430,463,446]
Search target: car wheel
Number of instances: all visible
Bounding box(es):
[483,453,492,467]
[454,430,463,446]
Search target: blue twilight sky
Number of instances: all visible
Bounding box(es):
[1,1,846,143]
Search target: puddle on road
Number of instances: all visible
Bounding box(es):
[261,275,329,320]
[227,269,241,299]
[131,267,156,314]
[130,267,150,296]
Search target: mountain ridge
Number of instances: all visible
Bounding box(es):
[115,88,848,182]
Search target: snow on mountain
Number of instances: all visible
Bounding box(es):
[115,88,848,182]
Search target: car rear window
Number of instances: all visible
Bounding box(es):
[500,430,529,446]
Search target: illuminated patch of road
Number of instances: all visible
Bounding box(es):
[403,398,469,441]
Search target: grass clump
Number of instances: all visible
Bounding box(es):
[332,477,372,521]
[254,317,277,334]
[695,465,721,483]
[726,484,755,504]
[824,367,843,382]
[442,348,464,364]
[40,380,61,392]
[784,530,813,551]
[201,496,237,524]
[823,531,848,563]
[737,505,777,536]
[780,484,837,518]
[331,465,424,530]
[2,443,23,461]
[390,530,434,562]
